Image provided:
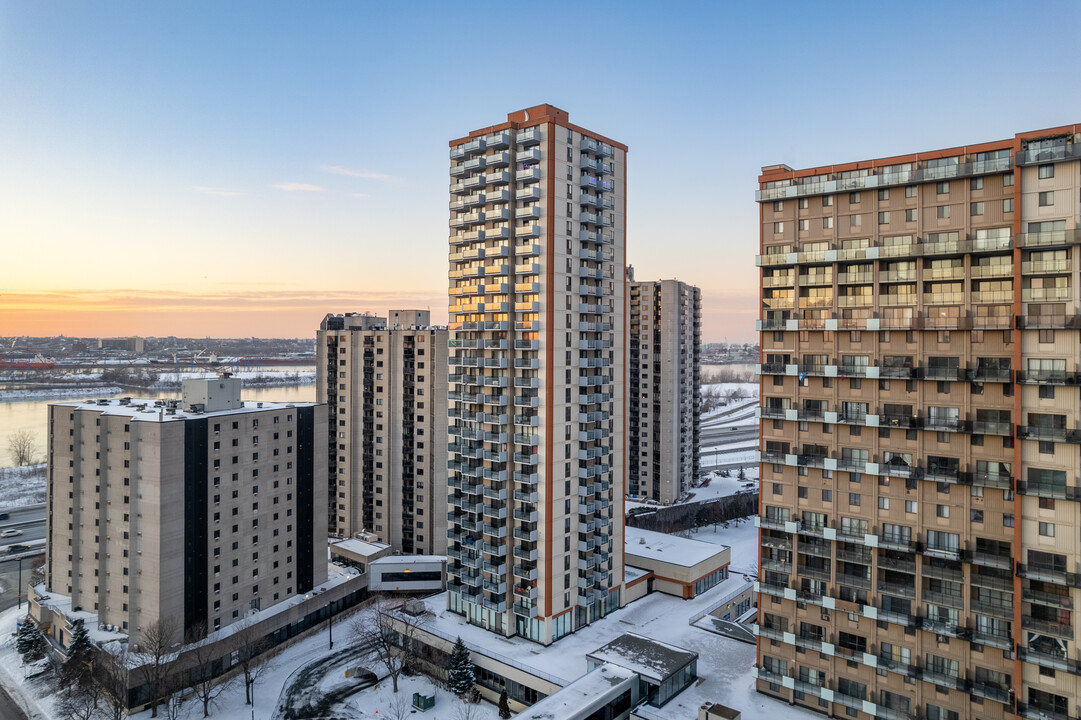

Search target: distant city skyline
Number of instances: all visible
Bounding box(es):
[2,1,1079,343]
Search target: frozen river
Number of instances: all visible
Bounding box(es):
[0,382,317,469]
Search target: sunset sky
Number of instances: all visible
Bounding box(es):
[2,1,1080,342]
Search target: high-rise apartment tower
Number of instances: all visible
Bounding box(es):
[628,275,702,503]
[317,311,448,554]
[45,377,326,642]
[755,125,1081,720]
[446,105,627,644]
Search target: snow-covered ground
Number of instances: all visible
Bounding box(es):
[151,369,316,389]
[683,467,758,504]
[687,515,760,575]
[0,386,123,402]
[0,601,499,720]
[0,465,46,507]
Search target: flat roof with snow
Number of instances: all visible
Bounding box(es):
[329,538,390,558]
[625,526,728,568]
[370,554,446,565]
[517,662,636,720]
[52,396,318,422]
[587,632,698,683]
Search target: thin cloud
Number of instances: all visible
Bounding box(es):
[320,165,399,183]
[193,186,246,197]
[274,182,326,192]
[349,192,369,199]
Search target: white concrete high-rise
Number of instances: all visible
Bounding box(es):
[446,105,627,644]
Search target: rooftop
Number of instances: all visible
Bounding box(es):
[329,537,390,558]
[397,572,789,720]
[625,526,728,568]
[587,632,698,683]
[51,395,318,422]
[370,554,446,565]
[517,663,636,720]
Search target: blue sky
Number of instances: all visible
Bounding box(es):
[2,1,1080,340]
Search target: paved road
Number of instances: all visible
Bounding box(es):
[0,551,44,613]
[0,685,29,720]
[0,506,46,545]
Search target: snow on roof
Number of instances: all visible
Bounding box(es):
[370,554,446,565]
[586,633,697,683]
[51,396,318,422]
[329,538,390,557]
[625,526,728,568]
[32,583,128,644]
[517,663,636,720]
[624,566,651,584]
[403,573,799,720]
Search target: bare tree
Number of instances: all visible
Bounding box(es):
[56,679,101,720]
[135,616,180,718]
[185,623,234,718]
[452,696,481,720]
[350,599,429,694]
[387,692,412,720]
[95,646,132,720]
[163,682,188,720]
[229,619,274,706]
[7,429,37,466]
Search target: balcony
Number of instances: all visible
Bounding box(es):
[516,147,541,164]
[517,167,542,183]
[1017,228,1081,249]
[451,137,485,159]
[1023,286,1072,302]
[517,127,541,145]
[516,224,542,238]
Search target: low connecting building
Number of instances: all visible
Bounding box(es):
[42,376,327,643]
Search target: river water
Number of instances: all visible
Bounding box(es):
[0,383,317,469]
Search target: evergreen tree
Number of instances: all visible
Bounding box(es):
[737,466,746,481]
[61,619,94,688]
[498,686,512,719]
[445,636,475,697]
[17,619,46,662]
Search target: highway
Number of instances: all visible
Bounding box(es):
[0,505,46,545]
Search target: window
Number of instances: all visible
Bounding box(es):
[1003,173,1014,186]
[1039,164,1055,179]
[773,222,783,233]
[849,192,861,204]
[905,185,916,198]
[878,211,890,224]
[878,497,889,510]
[1003,198,1014,213]
[1039,191,1054,206]
[937,505,950,518]
[1003,513,1014,527]
[822,217,833,229]
[936,181,949,195]
[849,214,862,227]
[822,489,832,502]
[971,509,983,523]
[905,208,916,222]
[849,493,861,506]
[971,202,984,216]
[905,500,917,513]
[1039,522,1055,537]
[798,219,808,231]
[878,189,889,201]
[937,205,950,219]
[773,200,783,212]
[822,196,833,207]
[799,198,808,209]
[971,177,984,190]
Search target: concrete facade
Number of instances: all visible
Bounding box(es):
[45,378,327,643]
[317,312,448,554]
[446,105,627,645]
[628,278,702,503]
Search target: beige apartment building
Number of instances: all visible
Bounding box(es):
[446,104,627,644]
[45,376,327,642]
[753,125,1081,720]
[628,275,702,503]
[317,311,448,554]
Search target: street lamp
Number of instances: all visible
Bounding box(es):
[327,601,333,650]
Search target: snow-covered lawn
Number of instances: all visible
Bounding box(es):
[0,465,46,507]
[0,601,499,720]
[689,516,760,575]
